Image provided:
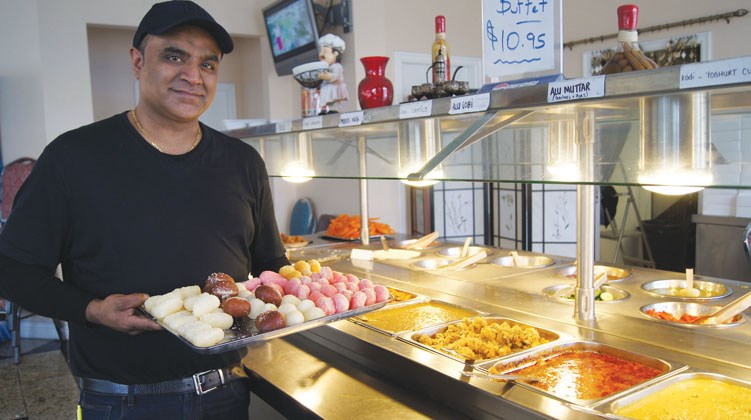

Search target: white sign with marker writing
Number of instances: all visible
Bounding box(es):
[679,57,751,89]
[547,76,605,103]
[338,111,364,127]
[482,0,562,83]
[302,116,323,130]
[449,93,490,115]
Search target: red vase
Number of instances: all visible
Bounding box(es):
[357,56,393,109]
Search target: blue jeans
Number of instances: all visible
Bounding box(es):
[78,377,250,420]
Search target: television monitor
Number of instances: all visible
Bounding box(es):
[263,0,321,76]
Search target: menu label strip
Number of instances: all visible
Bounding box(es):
[338,111,364,127]
[302,116,323,130]
[449,93,490,115]
[399,101,433,119]
[275,120,292,133]
[680,57,751,89]
[547,76,605,103]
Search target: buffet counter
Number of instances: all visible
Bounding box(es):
[242,238,751,419]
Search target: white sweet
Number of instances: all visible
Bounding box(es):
[200,312,234,329]
[237,288,254,300]
[281,295,301,306]
[302,307,325,321]
[191,293,220,317]
[296,299,315,313]
[183,294,201,311]
[249,298,267,319]
[177,320,210,337]
[285,310,305,326]
[187,326,225,347]
[150,293,183,319]
[262,303,278,313]
[176,285,201,299]
[163,310,191,328]
[277,303,297,316]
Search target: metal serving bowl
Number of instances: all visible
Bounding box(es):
[489,255,555,268]
[640,302,746,328]
[436,246,493,259]
[411,258,476,271]
[543,284,630,303]
[641,279,732,300]
[556,264,632,282]
[396,239,442,250]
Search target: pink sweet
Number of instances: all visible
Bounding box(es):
[361,287,376,306]
[241,277,261,292]
[259,270,287,287]
[284,278,302,295]
[308,282,323,293]
[333,274,347,284]
[349,291,367,309]
[267,283,285,296]
[334,282,348,292]
[332,293,350,313]
[357,279,374,290]
[340,289,354,300]
[373,285,390,303]
[320,266,334,281]
[299,276,312,284]
[308,291,324,303]
[346,273,360,283]
[309,272,322,281]
[321,284,338,298]
[295,284,311,300]
[315,296,336,316]
[346,282,360,292]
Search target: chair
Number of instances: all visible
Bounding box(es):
[316,214,336,233]
[289,198,316,235]
[0,158,66,364]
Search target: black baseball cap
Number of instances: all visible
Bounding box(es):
[133,1,234,54]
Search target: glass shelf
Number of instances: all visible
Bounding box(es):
[233,57,751,191]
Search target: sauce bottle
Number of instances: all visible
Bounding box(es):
[599,5,657,74]
[432,15,451,84]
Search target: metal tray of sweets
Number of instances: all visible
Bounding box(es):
[398,316,563,365]
[600,371,751,418]
[140,298,390,355]
[350,299,484,337]
[475,340,685,407]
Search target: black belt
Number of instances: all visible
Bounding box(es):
[77,366,246,396]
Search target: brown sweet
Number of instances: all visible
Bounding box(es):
[205,280,238,299]
[255,310,286,333]
[221,297,251,318]
[254,285,282,306]
[205,272,235,288]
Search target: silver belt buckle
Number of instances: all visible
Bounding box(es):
[192,369,225,395]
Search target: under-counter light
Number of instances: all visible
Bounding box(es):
[281,133,315,183]
[639,92,712,196]
[546,119,579,182]
[398,118,444,187]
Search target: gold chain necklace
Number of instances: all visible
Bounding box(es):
[130,110,201,154]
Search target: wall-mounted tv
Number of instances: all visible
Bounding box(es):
[263,0,321,76]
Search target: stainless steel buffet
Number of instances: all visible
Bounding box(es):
[242,238,751,419]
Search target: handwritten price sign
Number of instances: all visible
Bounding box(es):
[482,0,561,83]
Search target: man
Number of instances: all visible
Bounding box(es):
[0,1,288,418]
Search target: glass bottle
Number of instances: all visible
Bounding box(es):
[599,4,657,75]
[431,15,451,84]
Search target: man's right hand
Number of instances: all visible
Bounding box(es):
[85,293,162,334]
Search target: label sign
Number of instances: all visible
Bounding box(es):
[679,57,751,89]
[302,116,323,130]
[338,111,364,127]
[275,120,292,133]
[399,101,433,119]
[547,76,605,103]
[449,93,491,115]
[483,0,561,82]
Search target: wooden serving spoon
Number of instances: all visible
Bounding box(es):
[679,268,700,298]
[509,251,522,267]
[404,231,439,249]
[692,290,751,325]
[380,235,390,251]
[460,237,472,258]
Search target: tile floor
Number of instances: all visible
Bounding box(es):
[0,338,79,420]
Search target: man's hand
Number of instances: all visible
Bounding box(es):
[85,293,162,334]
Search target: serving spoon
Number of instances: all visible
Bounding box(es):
[691,290,751,324]
[509,251,522,267]
[460,237,472,258]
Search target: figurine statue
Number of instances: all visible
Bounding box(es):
[316,34,348,114]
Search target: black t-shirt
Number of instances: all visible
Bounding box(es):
[0,112,288,383]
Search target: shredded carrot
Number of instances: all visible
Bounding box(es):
[325,214,395,239]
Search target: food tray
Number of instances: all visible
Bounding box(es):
[602,372,751,418]
[140,299,390,355]
[351,299,483,337]
[384,286,428,307]
[398,316,561,365]
[478,341,682,407]
[556,264,632,282]
[542,284,630,303]
[488,255,555,268]
[640,301,746,327]
[641,279,732,300]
